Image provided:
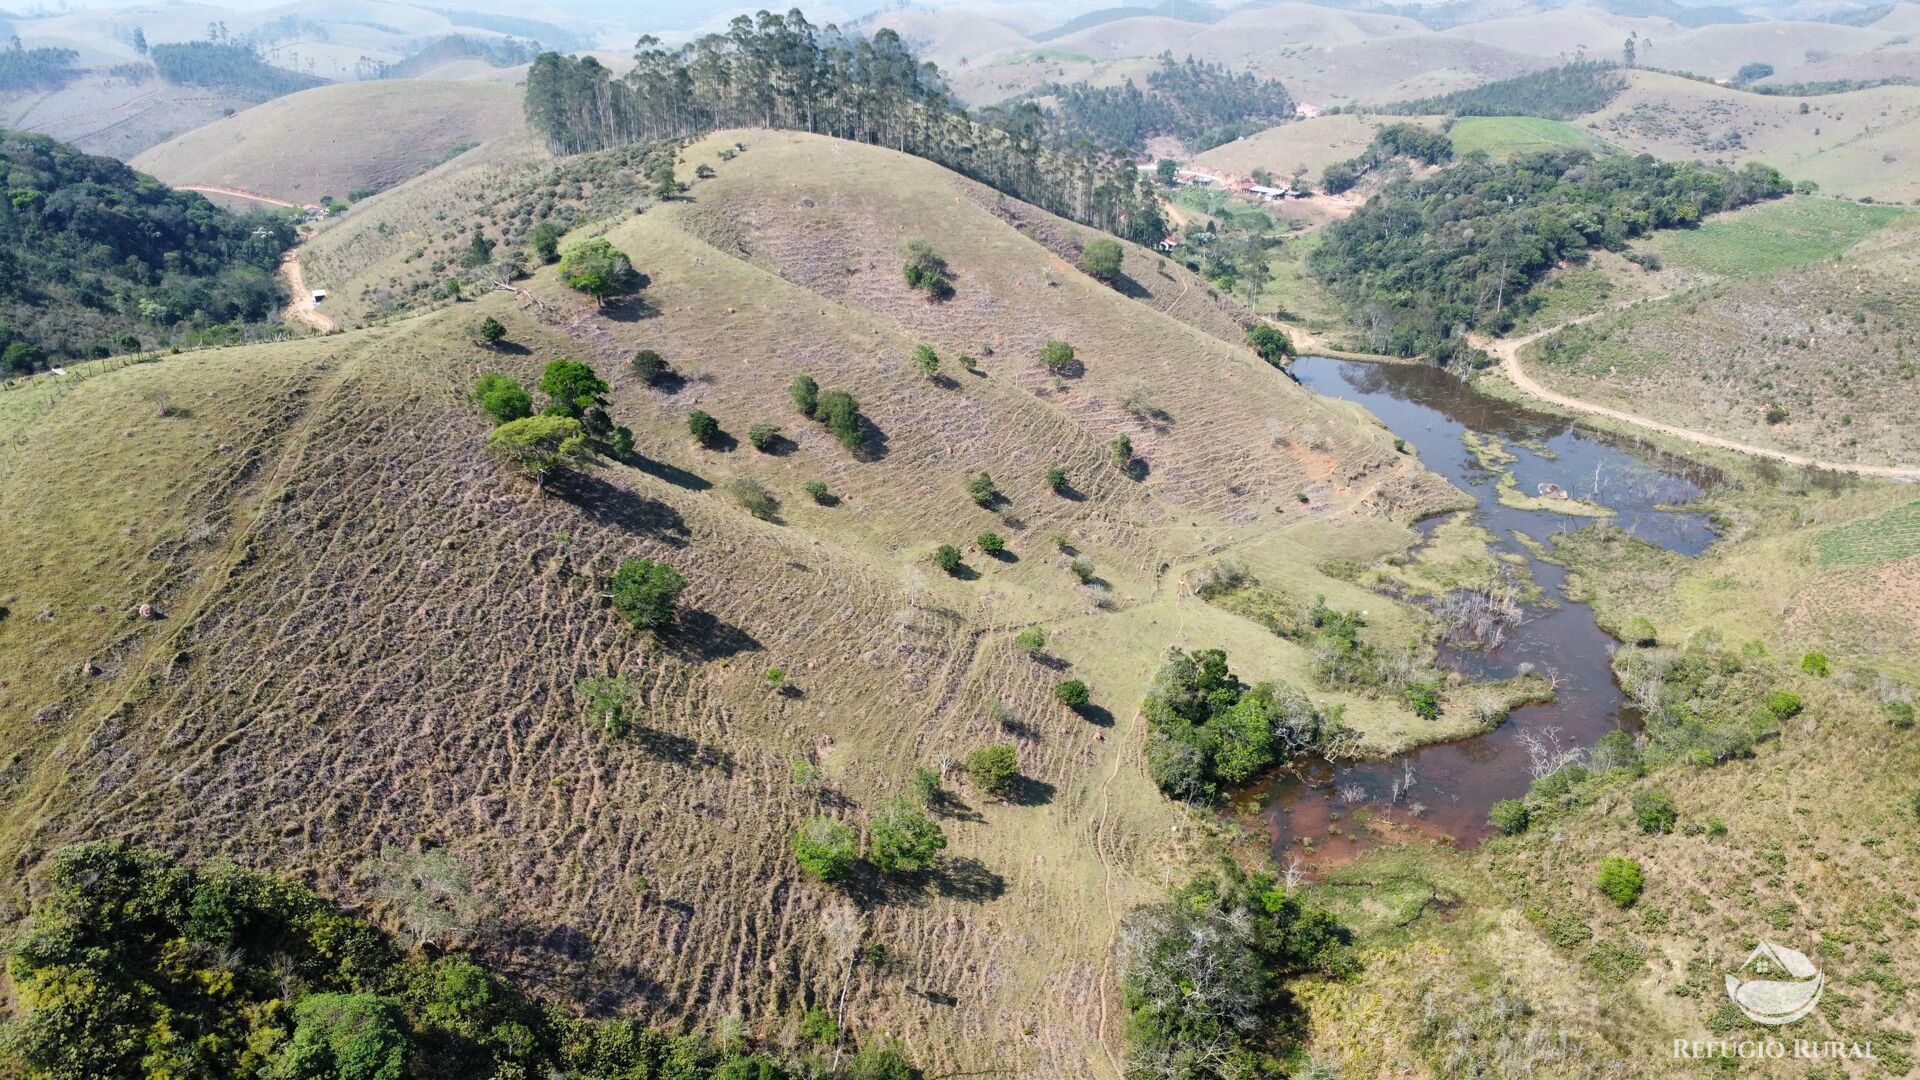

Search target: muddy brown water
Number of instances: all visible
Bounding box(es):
[1245,357,1720,872]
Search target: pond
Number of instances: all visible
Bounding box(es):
[1243,356,1720,872]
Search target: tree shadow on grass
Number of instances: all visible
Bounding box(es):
[985,549,1018,564]
[940,563,981,582]
[628,722,734,771]
[930,373,962,391]
[1052,482,1086,502]
[497,917,663,1014]
[626,453,711,492]
[487,341,532,356]
[663,608,762,662]
[696,429,738,453]
[1123,458,1151,482]
[931,856,1005,902]
[552,471,690,542]
[1077,703,1117,728]
[1109,273,1151,300]
[928,790,985,824]
[851,417,890,462]
[1005,775,1056,807]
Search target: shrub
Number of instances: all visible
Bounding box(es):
[727,477,778,520]
[1889,700,1916,730]
[1620,616,1658,647]
[475,373,531,424]
[486,415,588,484]
[1040,339,1077,375]
[576,675,637,736]
[1801,652,1830,677]
[1055,679,1090,709]
[966,471,1000,506]
[803,480,835,505]
[867,797,947,874]
[1046,467,1068,493]
[558,237,637,304]
[747,421,779,452]
[911,767,941,804]
[1110,434,1132,467]
[476,315,506,345]
[1015,626,1047,655]
[799,1007,839,1046]
[1763,690,1803,721]
[911,344,939,378]
[1068,558,1095,584]
[1596,856,1644,908]
[528,221,563,263]
[607,557,687,630]
[631,349,669,382]
[977,532,1006,555]
[789,374,819,416]
[791,818,858,883]
[1402,680,1442,721]
[965,743,1018,797]
[687,410,720,445]
[1080,237,1123,283]
[815,390,862,451]
[1631,789,1678,834]
[610,426,634,457]
[901,239,951,299]
[1246,323,1293,366]
[932,544,963,573]
[1489,799,1530,835]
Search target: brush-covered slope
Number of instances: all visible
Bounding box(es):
[132,80,528,204]
[0,130,1460,1074]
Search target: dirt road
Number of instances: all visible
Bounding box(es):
[1469,322,1920,481]
[178,185,298,209]
[280,250,336,333]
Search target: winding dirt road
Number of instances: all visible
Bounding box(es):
[279,251,336,333]
[1469,321,1920,482]
[178,184,297,209]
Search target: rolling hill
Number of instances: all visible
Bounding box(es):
[0,128,1463,1075]
[132,80,530,204]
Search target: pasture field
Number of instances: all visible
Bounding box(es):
[1640,195,1912,277]
[1816,498,1920,567]
[1447,115,1615,158]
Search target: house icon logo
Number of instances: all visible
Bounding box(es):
[1725,942,1824,1025]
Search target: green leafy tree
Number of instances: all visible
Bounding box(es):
[1402,680,1442,721]
[932,544,963,574]
[911,343,940,378]
[1080,237,1123,283]
[487,415,588,484]
[965,743,1019,797]
[1596,855,1644,908]
[1155,158,1178,186]
[475,374,532,424]
[527,221,563,263]
[1046,467,1068,493]
[1489,799,1530,834]
[1055,679,1090,709]
[1801,652,1830,677]
[799,1007,839,1046]
[277,994,411,1080]
[1245,323,1292,366]
[650,161,678,199]
[790,374,819,416]
[607,557,687,630]
[1631,789,1678,834]
[966,471,1000,506]
[747,421,779,451]
[1015,626,1047,655]
[1111,434,1132,467]
[1763,690,1803,720]
[791,818,858,882]
[867,797,947,874]
[977,532,1006,556]
[538,358,609,418]
[477,315,506,346]
[576,675,637,736]
[804,480,835,505]
[631,349,669,382]
[911,767,942,804]
[558,237,637,304]
[1620,616,1658,646]
[687,410,720,446]
[815,389,862,451]
[1040,339,1077,375]
[901,239,952,299]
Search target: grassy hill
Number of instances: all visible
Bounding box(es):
[1582,68,1920,203]
[0,129,1467,1075]
[1192,113,1446,181]
[1523,197,1920,469]
[132,80,529,205]
[1449,114,1618,157]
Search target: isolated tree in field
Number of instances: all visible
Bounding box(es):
[538,358,609,418]
[1080,237,1123,283]
[1632,789,1677,834]
[576,674,637,736]
[976,532,1006,556]
[651,161,679,199]
[965,743,1018,798]
[1246,323,1293,367]
[558,237,637,304]
[527,221,563,263]
[790,374,819,416]
[487,415,588,485]
[1402,680,1441,721]
[932,544,964,574]
[727,477,778,520]
[804,480,835,505]
[815,390,862,451]
[357,845,490,949]
[748,421,779,451]
[792,817,858,883]
[1046,467,1068,494]
[631,349,670,383]
[1055,679,1090,709]
[687,410,720,446]
[966,471,1000,507]
[1110,434,1133,468]
[901,239,952,299]
[607,557,687,630]
[1015,626,1047,656]
[474,373,531,424]
[1040,339,1077,375]
[476,315,506,346]
[911,344,940,379]
[1596,855,1643,907]
[867,797,947,874]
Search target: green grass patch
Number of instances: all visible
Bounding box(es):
[1815,499,1920,567]
[1448,116,1615,160]
[988,48,1097,66]
[1642,196,1910,277]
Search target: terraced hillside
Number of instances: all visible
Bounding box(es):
[0,130,1463,1074]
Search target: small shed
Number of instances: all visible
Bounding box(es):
[312,290,328,304]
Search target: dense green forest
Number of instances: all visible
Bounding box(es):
[1320,122,1454,194]
[1380,61,1628,120]
[0,43,78,91]
[522,11,1167,244]
[149,40,325,96]
[4,842,917,1079]
[0,131,294,372]
[1310,149,1790,361]
[1028,53,1293,153]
